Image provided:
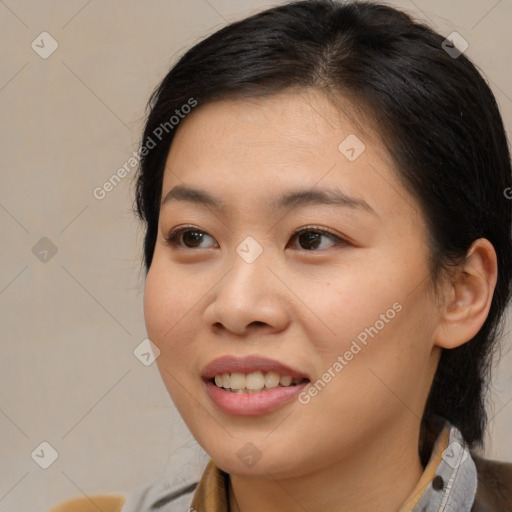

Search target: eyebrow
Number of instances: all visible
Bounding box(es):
[161,184,376,215]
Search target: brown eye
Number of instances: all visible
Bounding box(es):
[288,228,346,251]
[182,230,205,247]
[164,227,218,249]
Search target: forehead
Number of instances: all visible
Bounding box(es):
[161,89,419,223]
[168,89,381,162]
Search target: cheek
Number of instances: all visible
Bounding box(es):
[306,260,435,387]
[143,265,169,341]
[143,262,201,376]
[301,267,400,350]
[144,265,203,415]
[145,259,196,336]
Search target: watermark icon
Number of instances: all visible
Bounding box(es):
[236,236,263,264]
[31,32,59,59]
[338,134,365,161]
[93,98,197,200]
[134,338,160,366]
[442,32,468,59]
[298,301,403,404]
[32,237,58,263]
[31,441,59,469]
[442,441,469,469]
[236,442,262,468]
[504,187,512,200]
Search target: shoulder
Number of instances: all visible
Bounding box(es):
[472,454,512,511]
[120,479,199,512]
[47,495,126,512]
[47,480,199,512]
[47,447,210,512]
[46,480,199,512]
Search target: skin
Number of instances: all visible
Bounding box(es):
[143,88,497,512]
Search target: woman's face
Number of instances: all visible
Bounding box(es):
[144,89,444,478]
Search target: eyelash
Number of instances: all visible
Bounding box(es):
[162,225,348,251]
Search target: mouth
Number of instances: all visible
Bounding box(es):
[201,355,310,415]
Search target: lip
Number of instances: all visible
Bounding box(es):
[204,379,308,415]
[201,355,310,381]
[201,355,311,416]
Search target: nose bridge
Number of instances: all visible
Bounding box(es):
[204,236,288,334]
[223,236,271,305]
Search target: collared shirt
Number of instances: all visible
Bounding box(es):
[120,423,477,512]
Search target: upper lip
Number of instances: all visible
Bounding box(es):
[201,355,310,381]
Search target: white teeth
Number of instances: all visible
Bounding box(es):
[212,371,304,392]
[279,375,293,386]
[246,371,265,390]
[264,371,280,388]
[230,372,246,390]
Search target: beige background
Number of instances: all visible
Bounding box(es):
[1,1,511,511]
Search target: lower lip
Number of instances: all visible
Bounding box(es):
[204,379,309,415]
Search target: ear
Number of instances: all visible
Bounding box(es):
[434,238,498,349]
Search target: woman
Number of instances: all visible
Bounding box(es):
[49,0,512,510]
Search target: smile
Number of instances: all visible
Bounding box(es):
[212,371,307,393]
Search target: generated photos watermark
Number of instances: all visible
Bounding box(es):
[93,97,197,200]
[298,301,403,404]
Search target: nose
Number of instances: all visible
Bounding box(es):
[202,248,290,337]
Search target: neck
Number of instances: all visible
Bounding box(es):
[228,419,424,512]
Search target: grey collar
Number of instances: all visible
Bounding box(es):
[412,424,477,511]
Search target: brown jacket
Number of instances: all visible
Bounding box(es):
[472,455,512,511]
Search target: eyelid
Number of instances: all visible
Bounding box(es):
[292,225,343,240]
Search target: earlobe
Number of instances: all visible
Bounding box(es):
[434,238,498,350]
